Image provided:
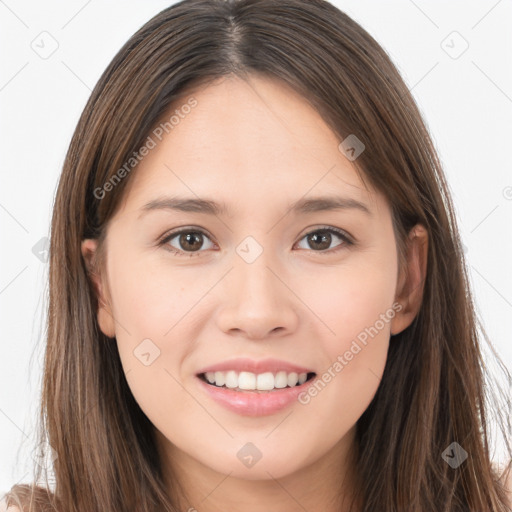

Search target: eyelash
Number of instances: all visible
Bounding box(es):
[158,226,354,258]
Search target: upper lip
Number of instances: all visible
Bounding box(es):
[196,357,315,376]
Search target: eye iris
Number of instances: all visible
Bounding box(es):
[180,232,203,251]
[308,230,331,250]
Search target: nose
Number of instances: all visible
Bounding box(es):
[214,252,300,340]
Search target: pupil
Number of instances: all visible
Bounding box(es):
[310,231,330,250]
[181,232,202,251]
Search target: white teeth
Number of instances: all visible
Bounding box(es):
[214,371,225,386]
[257,372,274,390]
[287,372,299,387]
[225,370,238,389]
[274,371,288,389]
[202,370,311,390]
[238,371,256,390]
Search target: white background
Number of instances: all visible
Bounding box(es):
[1,0,511,496]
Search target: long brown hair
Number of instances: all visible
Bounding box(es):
[4,0,511,510]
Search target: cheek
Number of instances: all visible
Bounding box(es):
[106,256,200,428]
[299,257,397,350]
[294,258,395,419]
[108,254,193,337]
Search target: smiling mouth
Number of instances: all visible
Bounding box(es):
[198,371,317,393]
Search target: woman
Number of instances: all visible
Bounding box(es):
[3,0,511,510]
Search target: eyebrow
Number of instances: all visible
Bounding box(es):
[138,194,372,218]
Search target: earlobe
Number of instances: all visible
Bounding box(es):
[390,225,429,336]
[81,239,116,338]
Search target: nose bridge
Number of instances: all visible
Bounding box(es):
[215,236,298,338]
[233,239,283,309]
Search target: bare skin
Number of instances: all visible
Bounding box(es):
[82,74,428,512]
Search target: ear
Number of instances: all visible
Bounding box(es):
[81,239,116,338]
[390,224,428,336]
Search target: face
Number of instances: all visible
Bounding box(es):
[82,74,423,486]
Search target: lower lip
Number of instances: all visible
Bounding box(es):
[196,375,316,417]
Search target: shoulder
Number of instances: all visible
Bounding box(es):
[496,460,512,507]
[506,467,512,506]
[1,482,55,512]
[0,496,21,512]
[0,498,21,512]
[0,489,21,512]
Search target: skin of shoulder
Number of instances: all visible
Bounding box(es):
[0,505,20,512]
[497,461,512,507]
[506,467,512,507]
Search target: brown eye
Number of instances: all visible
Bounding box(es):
[160,225,352,258]
[161,229,215,256]
[306,230,332,250]
[177,232,204,251]
[295,227,352,253]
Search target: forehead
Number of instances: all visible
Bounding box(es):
[116,74,383,217]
